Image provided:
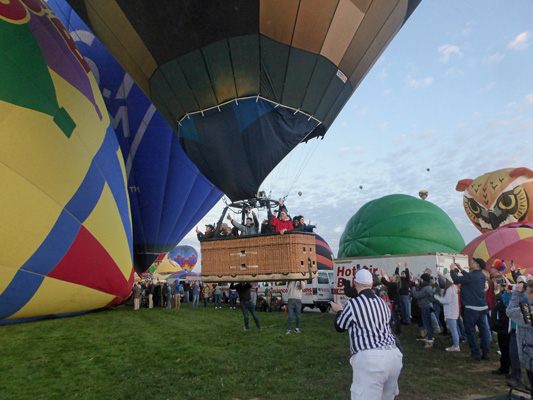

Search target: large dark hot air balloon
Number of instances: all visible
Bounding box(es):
[64,0,422,201]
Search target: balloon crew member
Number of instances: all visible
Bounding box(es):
[231,282,261,331]
[331,269,403,400]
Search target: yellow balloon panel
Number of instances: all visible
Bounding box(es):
[8,276,115,320]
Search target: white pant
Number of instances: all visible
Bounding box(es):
[350,347,403,400]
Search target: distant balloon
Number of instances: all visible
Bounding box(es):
[427,168,430,172]
[456,167,533,233]
[298,191,303,196]
[359,186,363,190]
[168,246,198,271]
[338,194,465,258]
[419,190,429,200]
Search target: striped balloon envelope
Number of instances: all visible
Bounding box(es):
[461,222,533,276]
[63,0,422,201]
[0,1,133,325]
[315,234,334,270]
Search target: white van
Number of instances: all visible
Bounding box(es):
[268,270,335,312]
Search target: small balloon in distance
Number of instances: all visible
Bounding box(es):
[419,190,429,200]
[359,185,363,189]
[298,191,302,196]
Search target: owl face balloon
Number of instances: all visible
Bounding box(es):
[456,168,533,233]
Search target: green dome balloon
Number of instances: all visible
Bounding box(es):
[338,194,465,258]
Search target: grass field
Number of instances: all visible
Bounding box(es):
[0,303,518,400]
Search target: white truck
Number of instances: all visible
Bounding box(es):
[333,253,469,305]
[261,270,335,312]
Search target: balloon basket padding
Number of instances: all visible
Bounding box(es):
[200,233,318,282]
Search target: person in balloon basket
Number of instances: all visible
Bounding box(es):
[331,269,403,400]
[227,210,259,236]
[196,224,215,240]
[231,282,261,331]
[450,258,491,361]
[269,199,293,235]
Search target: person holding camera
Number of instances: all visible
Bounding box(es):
[506,278,533,395]
[331,269,403,400]
[450,258,491,361]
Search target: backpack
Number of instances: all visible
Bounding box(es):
[379,288,392,311]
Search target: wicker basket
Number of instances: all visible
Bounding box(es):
[201,232,318,282]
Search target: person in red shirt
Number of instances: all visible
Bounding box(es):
[269,199,293,234]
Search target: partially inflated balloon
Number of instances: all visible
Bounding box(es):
[168,246,198,272]
[64,0,422,201]
[49,0,223,273]
[456,167,533,233]
[338,194,465,258]
[315,234,334,270]
[0,1,133,325]
[461,222,533,275]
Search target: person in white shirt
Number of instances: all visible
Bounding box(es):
[286,280,305,334]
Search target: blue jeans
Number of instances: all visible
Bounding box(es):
[286,298,302,330]
[214,294,221,308]
[184,291,189,302]
[192,294,199,308]
[242,300,260,329]
[230,295,237,308]
[421,306,434,340]
[458,317,466,340]
[399,295,411,323]
[204,297,209,307]
[447,318,460,348]
[463,308,490,358]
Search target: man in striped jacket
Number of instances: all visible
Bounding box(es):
[331,269,403,400]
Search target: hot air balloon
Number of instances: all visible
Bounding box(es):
[461,222,533,275]
[338,194,465,258]
[456,167,533,233]
[63,0,422,201]
[315,234,334,270]
[49,0,223,273]
[419,190,428,200]
[0,2,133,325]
[168,245,199,272]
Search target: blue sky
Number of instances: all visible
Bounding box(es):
[184,0,533,271]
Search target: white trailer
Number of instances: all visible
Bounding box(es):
[333,253,469,305]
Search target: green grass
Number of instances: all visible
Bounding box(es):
[0,305,516,400]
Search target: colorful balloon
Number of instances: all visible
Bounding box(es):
[461,222,533,275]
[315,234,334,270]
[64,0,422,201]
[49,0,223,273]
[456,167,533,233]
[419,190,428,200]
[338,194,465,258]
[0,2,133,325]
[168,246,199,272]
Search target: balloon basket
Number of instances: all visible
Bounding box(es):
[200,233,318,282]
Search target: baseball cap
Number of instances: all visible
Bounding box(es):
[354,269,373,285]
[472,257,486,269]
[205,224,214,230]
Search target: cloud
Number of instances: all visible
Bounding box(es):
[438,44,463,62]
[405,75,433,88]
[525,94,533,104]
[482,52,504,65]
[508,31,531,50]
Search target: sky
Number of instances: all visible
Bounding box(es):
[183,0,533,273]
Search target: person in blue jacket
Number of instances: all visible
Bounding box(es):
[450,258,491,361]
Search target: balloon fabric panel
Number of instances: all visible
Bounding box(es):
[0,3,133,325]
[50,0,223,272]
